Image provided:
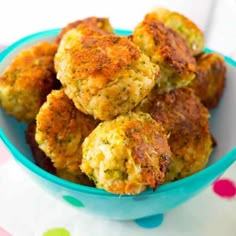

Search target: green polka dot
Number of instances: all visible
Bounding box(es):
[43,228,70,236]
[135,214,164,229]
[63,195,84,207]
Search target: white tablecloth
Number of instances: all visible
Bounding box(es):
[0,141,235,236]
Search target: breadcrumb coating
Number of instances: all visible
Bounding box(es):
[35,89,99,173]
[0,42,58,122]
[55,16,114,44]
[149,88,213,181]
[145,8,205,55]
[26,121,94,186]
[133,20,196,93]
[189,52,226,109]
[55,33,157,120]
[81,112,171,195]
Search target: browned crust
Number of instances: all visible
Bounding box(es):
[143,21,196,74]
[37,93,80,156]
[55,19,82,44]
[150,88,210,163]
[144,9,170,22]
[36,89,99,171]
[0,42,59,105]
[145,11,204,41]
[55,17,114,44]
[124,116,171,189]
[0,42,60,122]
[144,9,204,55]
[190,52,226,109]
[69,35,141,80]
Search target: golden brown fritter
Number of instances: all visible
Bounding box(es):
[35,89,99,174]
[145,8,170,21]
[55,19,82,44]
[144,8,205,55]
[189,52,226,109]
[55,33,157,120]
[25,121,56,174]
[55,17,114,44]
[149,88,213,182]
[54,18,114,74]
[26,121,94,186]
[132,20,196,93]
[0,42,58,122]
[81,112,171,195]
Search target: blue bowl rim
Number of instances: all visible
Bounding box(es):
[0,28,236,198]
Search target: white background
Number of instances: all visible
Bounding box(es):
[0,0,236,58]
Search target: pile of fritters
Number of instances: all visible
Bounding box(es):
[0,9,226,195]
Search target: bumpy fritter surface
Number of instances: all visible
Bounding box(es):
[132,20,196,93]
[55,33,157,120]
[26,121,94,186]
[55,17,114,44]
[25,121,56,174]
[54,18,114,74]
[149,88,212,182]
[189,52,226,109]
[0,42,58,122]
[35,89,99,174]
[145,8,205,55]
[81,112,171,195]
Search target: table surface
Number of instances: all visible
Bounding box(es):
[0,1,236,235]
[0,141,235,236]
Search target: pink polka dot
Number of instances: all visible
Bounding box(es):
[0,226,12,236]
[0,142,11,165]
[213,179,236,199]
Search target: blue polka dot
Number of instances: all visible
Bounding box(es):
[135,214,164,229]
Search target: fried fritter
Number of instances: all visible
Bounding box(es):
[145,8,205,55]
[54,18,114,74]
[25,121,56,174]
[55,33,157,120]
[0,42,58,122]
[189,52,226,109]
[55,16,114,44]
[132,20,196,93]
[81,112,171,195]
[148,88,213,182]
[35,89,99,174]
[26,121,94,186]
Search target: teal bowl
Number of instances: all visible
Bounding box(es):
[0,29,236,220]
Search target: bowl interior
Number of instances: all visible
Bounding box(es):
[208,55,236,164]
[0,29,236,196]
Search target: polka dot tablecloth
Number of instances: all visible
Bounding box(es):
[0,140,236,236]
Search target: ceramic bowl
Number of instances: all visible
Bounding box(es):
[0,29,236,220]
